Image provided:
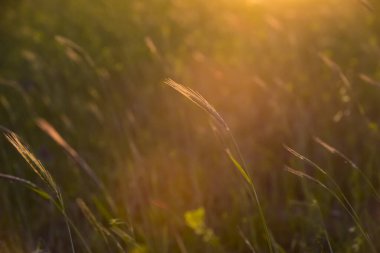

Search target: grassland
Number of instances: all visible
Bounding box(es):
[1,0,380,252]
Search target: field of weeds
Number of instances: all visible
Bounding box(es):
[1,0,380,252]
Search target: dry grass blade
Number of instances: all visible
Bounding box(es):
[36,118,77,157]
[318,53,351,88]
[55,35,96,68]
[285,146,377,252]
[2,129,78,253]
[314,137,380,201]
[314,137,357,169]
[5,131,58,194]
[318,53,339,72]
[359,73,380,88]
[283,145,327,175]
[165,79,275,252]
[144,36,159,57]
[36,118,116,213]
[318,54,375,131]
[164,79,229,131]
[358,0,374,12]
[285,166,326,188]
[76,198,113,243]
[35,118,106,193]
[285,165,375,252]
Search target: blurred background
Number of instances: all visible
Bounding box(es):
[1,0,380,252]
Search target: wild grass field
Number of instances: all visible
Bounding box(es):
[1,0,380,252]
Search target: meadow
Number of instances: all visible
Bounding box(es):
[1,0,380,252]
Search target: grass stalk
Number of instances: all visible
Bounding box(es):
[285,146,376,252]
[164,79,276,253]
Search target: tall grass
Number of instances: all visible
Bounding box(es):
[2,129,77,253]
[164,79,277,253]
[285,146,376,252]
[1,0,380,251]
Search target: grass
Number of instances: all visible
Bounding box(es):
[1,0,380,252]
[2,129,76,252]
[165,78,276,252]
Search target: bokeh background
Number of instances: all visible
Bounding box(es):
[1,0,380,252]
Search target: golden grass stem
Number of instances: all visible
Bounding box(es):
[164,79,276,253]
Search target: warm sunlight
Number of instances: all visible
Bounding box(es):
[0,0,378,252]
